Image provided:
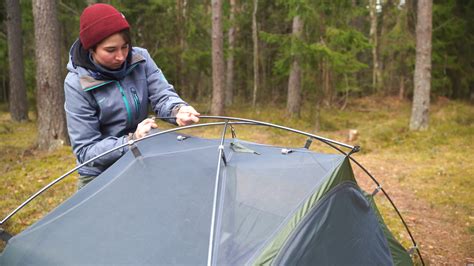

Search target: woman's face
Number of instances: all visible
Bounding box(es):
[91,33,129,70]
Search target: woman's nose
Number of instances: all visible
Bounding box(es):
[116,50,125,61]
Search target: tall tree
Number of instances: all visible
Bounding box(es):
[6,0,29,121]
[211,0,225,115]
[176,0,187,97]
[410,0,432,130]
[379,0,415,99]
[286,15,303,117]
[225,0,237,106]
[251,0,259,107]
[369,0,382,91]
[32,0,68,149]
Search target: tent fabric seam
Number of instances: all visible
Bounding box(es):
[252,156,355,265]
[273,181,370,264]
[249,156,346,264]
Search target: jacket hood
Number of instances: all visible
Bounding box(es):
[67,39,132,75]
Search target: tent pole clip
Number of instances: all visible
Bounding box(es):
[348,145,360,156]
[129,142,142,158]
[304,138,313,149]
[230,125,237,139]
[218,145,227,165]
[408,245,418,256]
[177,135,188,141]
[371,185,382,196]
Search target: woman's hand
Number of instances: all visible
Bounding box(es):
[176,105,200,126]
[132,118,158,140]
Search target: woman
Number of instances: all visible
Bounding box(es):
[64,3,200,188]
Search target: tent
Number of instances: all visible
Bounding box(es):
[0,117,423,265]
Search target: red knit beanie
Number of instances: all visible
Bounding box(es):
[79,4,130,50]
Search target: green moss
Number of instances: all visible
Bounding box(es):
[0,114,76,237]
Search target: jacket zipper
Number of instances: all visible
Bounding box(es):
[116,81,132,125]
[83,62,143,126]
[130,87,140,120]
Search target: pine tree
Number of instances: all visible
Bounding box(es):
[32,0,68,149]
[211,0,225,115]
[6,0,28,121]
[410,0,432,130]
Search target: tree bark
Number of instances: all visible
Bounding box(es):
[322,58,333,107]
[210,0,225,115]
[286,15,303,117]
[380,0,394,91]
[225,0,237,106]
[410,0,432,131]
[176,0,188,97]
[32,0,68,150]
[6,0,29,121]
[251,0,259,107]
[369,0,382,91]
[399,76,405,100]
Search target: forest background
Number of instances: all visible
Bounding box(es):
[0,0,473,264]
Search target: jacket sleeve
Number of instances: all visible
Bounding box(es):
[142,48,187,124]
[64,74,128,172]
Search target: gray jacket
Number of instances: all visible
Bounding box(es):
[64,44,186,176]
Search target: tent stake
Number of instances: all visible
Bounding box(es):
[0,227,12,242]
[304,138,313,149]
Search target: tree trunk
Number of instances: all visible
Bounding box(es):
[32,0,68,150]
[2,60,6,102]
[225,0,237,106]
[380,0,394,92]
[313,101,321,131]
[6,0,28,121]
[322,58,333,107]
[399,76,405,100]
[251,0,259,107]
[410,0,432,131]
[210,0,225,115]
[369,0,382,91]
[176,0,188,97]
[287,15,303,117]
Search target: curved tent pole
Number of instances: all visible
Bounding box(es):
[0,121,244,225]
[0,144,126,225]
[161,116,424,264]
[1,117,355,226]
[321,137,425,265]
[194,116,356,150]
[348,157,425,265]
[1,116,424,264]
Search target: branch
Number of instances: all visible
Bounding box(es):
[59,0,80,16]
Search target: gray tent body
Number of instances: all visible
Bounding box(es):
[0,131,412,265]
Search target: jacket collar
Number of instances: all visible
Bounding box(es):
[79,52,145,91]
[70,39,146,91]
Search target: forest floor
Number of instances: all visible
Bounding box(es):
[0,96,472,264]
